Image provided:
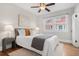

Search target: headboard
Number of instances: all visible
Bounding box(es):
[15,28,19,39]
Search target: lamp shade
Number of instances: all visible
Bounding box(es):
[35,27,39,30]
[5,25,14,31]
[5,25,15,38]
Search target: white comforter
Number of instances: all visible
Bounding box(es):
[16,34,59,56]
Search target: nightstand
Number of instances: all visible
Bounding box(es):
[2,38,16,51]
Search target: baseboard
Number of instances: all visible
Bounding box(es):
[59,39,72,44]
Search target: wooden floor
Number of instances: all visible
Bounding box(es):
[63,43,79,56]
[0,48,20,56]
[0,43,79,56]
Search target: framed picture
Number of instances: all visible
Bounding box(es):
[18,15,24,27]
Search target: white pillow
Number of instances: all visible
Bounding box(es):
[30,29,39,36]
[18,28,24,36]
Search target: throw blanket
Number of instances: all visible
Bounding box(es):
[31,35,52,51]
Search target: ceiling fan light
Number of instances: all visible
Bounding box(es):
[40,7,45,10]
[40,3,46,10]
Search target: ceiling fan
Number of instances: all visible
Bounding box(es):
[31,3,55,13]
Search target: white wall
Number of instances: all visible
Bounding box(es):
[74,4,79,13]
[0,3,36,28]
[36,8,74,43]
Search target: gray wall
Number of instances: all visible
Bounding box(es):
[36,8,74,43]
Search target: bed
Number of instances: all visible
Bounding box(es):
[16,33,59,56]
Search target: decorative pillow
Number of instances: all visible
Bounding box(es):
[30,29,39,36]
[24,29,30,36]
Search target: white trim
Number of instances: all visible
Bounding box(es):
[59,39,72,43]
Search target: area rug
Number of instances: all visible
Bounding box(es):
[8,48,40,56]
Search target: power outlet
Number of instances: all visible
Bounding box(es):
[75,14,77,18]
[75,40,77,43]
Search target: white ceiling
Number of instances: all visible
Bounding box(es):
[14,3,77,15]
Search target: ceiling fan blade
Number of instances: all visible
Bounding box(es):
[45,8,50,12]
[31,6,39,8]
[38,9,41,13]
[46,3,55,6]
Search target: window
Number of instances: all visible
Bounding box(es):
[44,15,68,32]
